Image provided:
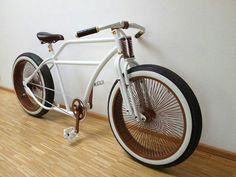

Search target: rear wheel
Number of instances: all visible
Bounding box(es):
[12,53,54,117]
[108,64,202,167]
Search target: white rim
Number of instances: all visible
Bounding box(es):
[12,56,46,115]
[108,70,192,165]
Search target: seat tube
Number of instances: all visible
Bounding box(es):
[54,63,70,111]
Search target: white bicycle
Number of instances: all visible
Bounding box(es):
[12,21,202,168]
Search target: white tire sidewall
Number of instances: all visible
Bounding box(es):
[12,56,46,115]
[108,70,192,166]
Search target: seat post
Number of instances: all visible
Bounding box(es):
[48,43,54,53]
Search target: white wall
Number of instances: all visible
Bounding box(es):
[0,0,235,152]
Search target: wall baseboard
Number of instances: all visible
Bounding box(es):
[87,111,107,121]
[197,143,236,161]
[1,86,235,161]
[0,85,14,93]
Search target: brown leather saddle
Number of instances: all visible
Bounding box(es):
[37,32,64,44]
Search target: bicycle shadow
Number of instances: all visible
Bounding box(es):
[136,38,168,64]
[43,111,110,147]
[69,119,110,147]
[43,111,228,177]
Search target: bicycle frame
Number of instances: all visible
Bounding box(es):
[23,29,140,119]
[14,21,202,166]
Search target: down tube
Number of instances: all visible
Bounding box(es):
[83,47,117,106]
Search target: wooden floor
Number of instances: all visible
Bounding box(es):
[0,89,235,177]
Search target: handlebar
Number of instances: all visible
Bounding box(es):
[76,21,145,39]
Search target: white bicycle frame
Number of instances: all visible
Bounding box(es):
[23,27,143,120]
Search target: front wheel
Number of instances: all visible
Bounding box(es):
[108,64,202,168]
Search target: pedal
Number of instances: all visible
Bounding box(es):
[63,127,77,141]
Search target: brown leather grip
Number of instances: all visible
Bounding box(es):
[76,27,98,38]
[135,31,144,38]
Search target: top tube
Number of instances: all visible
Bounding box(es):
[53,37,115,59]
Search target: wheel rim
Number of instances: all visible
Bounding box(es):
[112,76,186,160]
[13,60,44,112]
